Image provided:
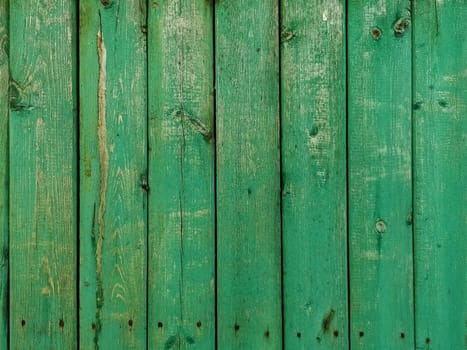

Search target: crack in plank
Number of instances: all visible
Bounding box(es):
[94,11,109,348]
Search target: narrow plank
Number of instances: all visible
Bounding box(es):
[281,1,348,348]
[0,0,8,347]
[215,1,282,348]
[413,2,467,348]
[79,1,147,348]
[147,1,215,348]
[8,1,77,348]
[348,1,414,348]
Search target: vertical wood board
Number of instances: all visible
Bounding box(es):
[348,1,415,348]
[216,1,282,348]
[148,0,215,349]
[79,1,148,348]
[413,1,467,348]
[9,1,78,348]
[281,0,348,348]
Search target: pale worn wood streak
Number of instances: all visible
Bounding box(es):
[79,1,148,349]
[8,1,77,349]
[215,1,282,348]
[413,1,467,349]
[348,1,414,348]
[0,0,8,347]
[281,1,348,348]
[148,1,215,349]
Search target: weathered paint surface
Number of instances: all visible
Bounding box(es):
[79,1,148,349]
[348,1,415,349]
[148,1,215,349]
[281,0,348,348]
[8,1,77,349]
[1,2,466,349]
[413,1,467,349]
[0,0,8,347]
[215,1,282,348]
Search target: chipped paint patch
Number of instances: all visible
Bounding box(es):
[322,10,328,22]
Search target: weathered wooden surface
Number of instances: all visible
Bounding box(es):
[413,1,467,349]
[8,1,77,348]
[0,0,8,347]
[1,2,466,349]
[348,1,414,348]
[215,1,282,348]
[281,0,348,349]
[148,1,215,349]
[79,1,148,348]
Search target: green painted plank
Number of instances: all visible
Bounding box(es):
[147,1,215,349]
[348,1,414,348]
[413,1,467,349]
[281,1,348,348]
[215,1,281,348]
[79,1,147,349]
[0,0,8,347]
[8,1,77,349]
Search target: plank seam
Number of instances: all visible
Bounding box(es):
[277,0,285,349]
[145,1,149,349]
[76,0,81,347]
[212,0,218,348]
[5,0,10,346]
[345,0,351,349]
[410,0,417,347]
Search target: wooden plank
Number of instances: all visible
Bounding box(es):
[0,0,8,347]
[215,1,281,348]
[8,1,77,349]
[413,2,467,349]
[281,1,348,348]
[347,1,414,348]
[79,1,147,348]
[147,1,215,349]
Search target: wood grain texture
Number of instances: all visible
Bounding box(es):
[281,1,348,348]
[348,1,415,348]
[413,1,467,349]
[0,0,8,347]
[215,1,282,348]
[148,1,215,349]
[8,1,77,348]
[79,1,148,349]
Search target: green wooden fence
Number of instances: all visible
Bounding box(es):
[0,1,466,349]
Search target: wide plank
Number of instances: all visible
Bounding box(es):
[147,1,215,349]
[79,1,148,348]
[348,1,414,348]
[413,1,467,348]
[281,0,348,348]
[215,1,282,348]
[9,1,78,348]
